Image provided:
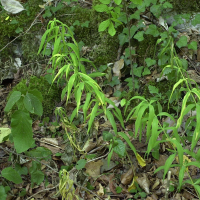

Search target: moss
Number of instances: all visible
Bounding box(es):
[136,35,158,66]
[56,4,119,67]
[7,76,62,120]
[0,0,44,61]
[168,0,200,13]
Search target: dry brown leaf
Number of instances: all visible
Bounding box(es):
[121,168,134,185]
[97,183,104,196]
[137,174,150,194]
[85,160,103,178]
[112,59,124,79]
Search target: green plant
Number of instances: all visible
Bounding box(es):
[38,18,124,134]
[7,76,62,120]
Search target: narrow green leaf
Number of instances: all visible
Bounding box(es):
[118,132,137,155]
[163,154,176,179]
[67,74,77,102]
[83,93,92,123]
[87,102,99,134]
[106,110,117,134]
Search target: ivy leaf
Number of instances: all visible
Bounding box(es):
[145,58,156,67]
[11,110,34,153]
[148,85,159,94]
[113,139,125,157]
[188,41,197,50]
[31,171,44,185]
[1,167,22,184]
[145,24,159,37]
[114,0,122,5]
[142,67,151,76]
[76,159,87,170]
[176,36,188,48]
[192,14,200,26]
[118,33,128,45]
[134,31,144,41]
[130,10,141,20]
[133,66,143,77]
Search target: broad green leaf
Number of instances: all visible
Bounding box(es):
[87,102,99,134]
[0,186,7,200]
[25,147,52,161]
[24,93,43,116]
[94,4,108,12]
[113,139,125,156]
[28,89,43,103]
[0,128,11,143]
[176,36,188,48]
[76,159,87,170]
[108,22,116,36]
[31,171,44,185]
[1,167,22,184]
[11,111,34,153]
[4,91,21,112]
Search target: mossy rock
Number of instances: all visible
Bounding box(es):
[7,76,62,120]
